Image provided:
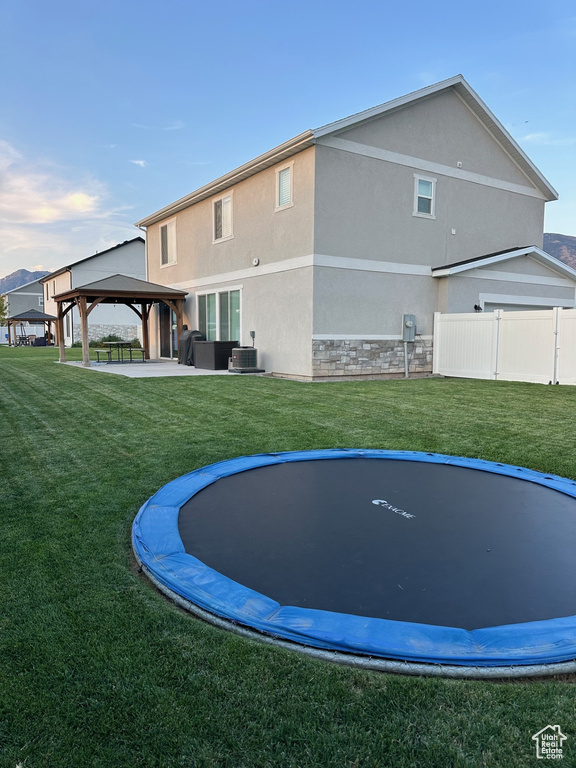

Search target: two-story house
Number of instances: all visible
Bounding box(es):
[41,238,146,346]
[135,76,576,379]
[3,277,45,317]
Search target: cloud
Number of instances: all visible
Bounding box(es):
[130,159,148,167]
[165,121,185,131]
[519,132,576,147]
[0,139,110,227]
[0,139,137,278]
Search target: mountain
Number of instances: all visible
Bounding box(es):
[0,269,49,295]
[544,233,576,271]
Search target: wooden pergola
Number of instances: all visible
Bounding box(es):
[6,308,58,346]
[53,274,187,367]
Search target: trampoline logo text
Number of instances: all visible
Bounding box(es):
[372,499,415,519]
[532,725,567,760]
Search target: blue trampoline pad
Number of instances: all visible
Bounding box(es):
[132,449,576,668]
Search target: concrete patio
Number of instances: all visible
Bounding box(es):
[61,360,237,378]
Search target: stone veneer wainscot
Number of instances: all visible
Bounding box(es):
[312,338,433,377]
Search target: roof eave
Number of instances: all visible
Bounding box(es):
[432,247,576,281]
[136,131,315,228]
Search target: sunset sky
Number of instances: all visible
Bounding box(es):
[1,0,575,278]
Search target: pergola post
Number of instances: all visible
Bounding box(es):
[57,305,66,362]
[7,321,12,346]
[141,303,150,360]
[175,299,184,345]
[78,296,91,367]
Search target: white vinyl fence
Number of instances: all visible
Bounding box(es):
[433,308,576,385]
[0,324,47,344]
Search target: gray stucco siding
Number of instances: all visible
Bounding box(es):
[439,274,576,313]
[476,256,566,278]
[5,284,45,317]
[313,144,545,269]
[146,148,315,288]
[336,90,532,187]
[70,239,146,287]
[313,267,437,336]
[174,267,314,377]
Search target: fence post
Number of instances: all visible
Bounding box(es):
[552,307,561,385]
[432,312,441,374]
[493,310,502,380]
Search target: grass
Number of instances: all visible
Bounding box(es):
[1,345,576,767]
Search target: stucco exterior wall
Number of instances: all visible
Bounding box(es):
[168,267,314,377]
[313,144,545,269]
[5,279,45,317]
[146,148,315,288]
[313,267,437,336]
[439,273,576,313]
[43,271,72,319]
[336,90,532,186]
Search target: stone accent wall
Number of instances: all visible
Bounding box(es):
[74,324,139,343]
[312,338,434,377]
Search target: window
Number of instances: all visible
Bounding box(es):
[160,219,177,266]
[413,175,436,218]
[45,283,49,301]
[198,289,240,342]
[276,163,293,210]
[213,195,233,241]
[38,296,43,307]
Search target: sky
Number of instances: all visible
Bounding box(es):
[0,0,575,279]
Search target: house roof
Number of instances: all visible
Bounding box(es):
[8,308,57,321]
[53,274,187,303]
[3,277,47,295]
[39,237,145,282]
[135,75,557,228]
[431,246,576,282]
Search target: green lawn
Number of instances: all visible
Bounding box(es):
[1,346,575,768]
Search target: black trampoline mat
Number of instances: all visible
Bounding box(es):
[178,458,576,630]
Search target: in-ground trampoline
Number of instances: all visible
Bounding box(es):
[132,449,576,677]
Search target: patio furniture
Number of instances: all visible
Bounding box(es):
[193,340,238,370]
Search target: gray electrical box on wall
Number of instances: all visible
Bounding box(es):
[402,314,416,342]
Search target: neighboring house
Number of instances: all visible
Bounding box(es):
[1,278,46,343]
[135,75,575,379]
[4,277,45,316]
[41,238,146,346]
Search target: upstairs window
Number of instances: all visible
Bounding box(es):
[413,175,436,219]
[160,219,177,266]
[214,195,233,241]
[276,163,293,210]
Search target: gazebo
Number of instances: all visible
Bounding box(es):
[6,308,58,346]
[52,274,188,366]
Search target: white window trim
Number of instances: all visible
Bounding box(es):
[159,218,178,268]
[212,191,234,244]
[413,174,436,219]
[196,285,242,341]
[275,161,294,212]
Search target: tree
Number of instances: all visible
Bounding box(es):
[0,295,7,327]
